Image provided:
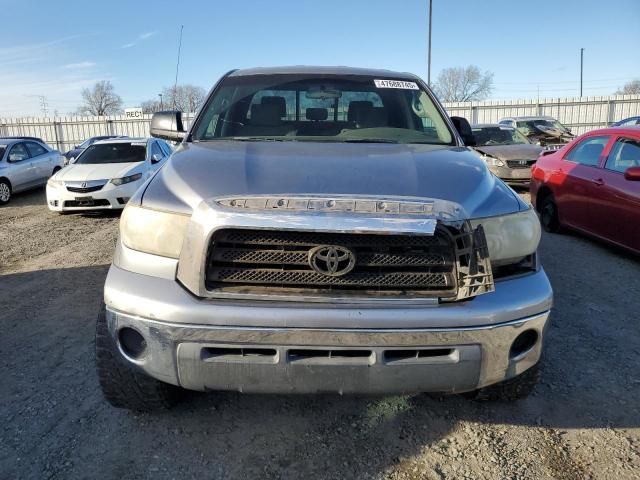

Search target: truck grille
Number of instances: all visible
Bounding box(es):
[205,229,458,297]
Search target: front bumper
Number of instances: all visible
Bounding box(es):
[104,264,552,394]
[46,181,141,211]
[489,165,532,182]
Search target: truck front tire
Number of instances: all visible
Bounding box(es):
[95,304,180,411]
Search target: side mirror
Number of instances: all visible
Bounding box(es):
[624,166,640,181]
[151,153,163,164]
[450,116,476,146]
[150,110,186,141]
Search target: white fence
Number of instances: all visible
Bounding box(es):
[2,95,639,151]
[0,114,195,152]
[444,94,640,136]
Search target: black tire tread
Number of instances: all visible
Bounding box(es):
[470,363,540,402]
[95,305,179,411]
[539,193,560,233]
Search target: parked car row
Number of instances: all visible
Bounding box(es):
[472,115,640,185]
[0,133,174,207]
[470,118,640,254]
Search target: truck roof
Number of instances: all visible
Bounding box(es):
[228,65,419,80]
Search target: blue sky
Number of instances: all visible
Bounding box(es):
[1,0,638,116]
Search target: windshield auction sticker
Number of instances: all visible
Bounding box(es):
[374,79,419,90]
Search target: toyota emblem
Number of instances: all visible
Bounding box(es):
[308,245,356,277]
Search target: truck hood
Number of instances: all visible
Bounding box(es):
[474,144,543,161]
[141,141,525,218]
[57,162,142,182]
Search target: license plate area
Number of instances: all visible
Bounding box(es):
[75,196,94,206]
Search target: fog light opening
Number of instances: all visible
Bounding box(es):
[118,327,147,360]
[509,329,538,360]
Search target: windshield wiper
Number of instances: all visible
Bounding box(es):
[230,136,296,142]
[197,137,296,142]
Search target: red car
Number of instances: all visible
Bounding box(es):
[530,126,640,254]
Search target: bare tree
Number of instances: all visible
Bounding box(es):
[162,84,206,112]
[615,80,640,95]
[141,99,163,114]
[77,81,123,115]
[433,66,494,102]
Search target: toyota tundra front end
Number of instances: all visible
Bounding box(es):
[96,67,552,411]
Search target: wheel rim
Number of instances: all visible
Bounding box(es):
[0,183,10,202]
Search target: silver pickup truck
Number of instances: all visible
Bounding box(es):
[96,66,552,411]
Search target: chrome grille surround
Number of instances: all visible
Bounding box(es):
[175,195,494,303]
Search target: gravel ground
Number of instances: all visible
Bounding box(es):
[1,187,639,480]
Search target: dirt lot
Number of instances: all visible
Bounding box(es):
[1,187,639,480]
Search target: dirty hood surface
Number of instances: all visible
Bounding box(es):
[141,141,525,218]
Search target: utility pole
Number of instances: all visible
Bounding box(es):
[25,94,48,116]
[427,0,433,86]
[158,93,163,110]
[580,48,584,97]
[39,96,49,116]
[173,25,184,109]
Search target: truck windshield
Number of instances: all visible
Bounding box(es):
[75,143,146,164]
[192,74,454,145]
[472,127,530,146]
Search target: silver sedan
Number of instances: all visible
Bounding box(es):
[0,137,64,204]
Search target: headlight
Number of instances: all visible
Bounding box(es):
[120,204,190,258]
[470,208,540,265]
[481,154,505,167]
[47,177,62,188]
[111,173,142,186]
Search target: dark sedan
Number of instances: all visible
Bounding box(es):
[472,124,543,183]
[64,135,126,163]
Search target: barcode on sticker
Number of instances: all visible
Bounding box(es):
[374,79,419,90]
